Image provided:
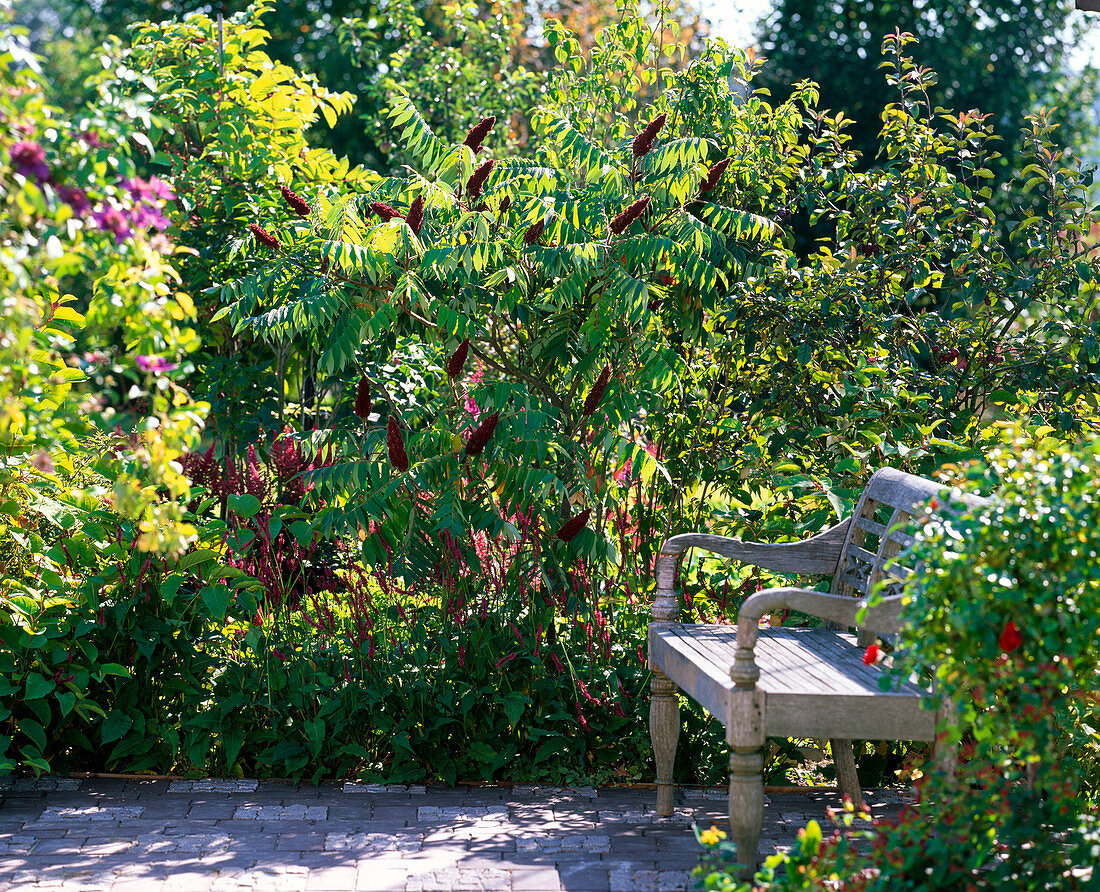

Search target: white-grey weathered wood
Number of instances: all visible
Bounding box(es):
[647,466,972,866]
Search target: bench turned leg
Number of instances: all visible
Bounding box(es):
[729,748,764,875]
[650,671,679,816]
[830,738,864,809]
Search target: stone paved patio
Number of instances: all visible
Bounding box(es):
[0,777,908,891]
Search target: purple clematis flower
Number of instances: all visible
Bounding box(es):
[10,140,49,182]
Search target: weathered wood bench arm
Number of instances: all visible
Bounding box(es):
[734,587,907,650]
[651,519,852,623]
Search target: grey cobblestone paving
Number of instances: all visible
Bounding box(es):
[0,777,908,891]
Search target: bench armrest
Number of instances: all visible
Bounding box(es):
[651,519,852,624]
[734,586,906,650]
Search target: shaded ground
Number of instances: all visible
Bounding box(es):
[0,777,908,891]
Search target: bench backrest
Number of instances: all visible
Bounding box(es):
[831,468,944,601]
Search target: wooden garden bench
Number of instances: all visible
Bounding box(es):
[648,468,960,869]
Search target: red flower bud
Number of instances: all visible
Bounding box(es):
[353,376,371,420]
[582,365,611,416]
[465,411,500,457]
[387,416,409,472]
[632,113,666,158]
[447,338,470,379]
[863,644,882,666]
[370,201,401,222]
[700,157,731,194]
[248,223,279,249]
[467,159,495,199]
[463,116,496,153]
[523,219,544,245]
[556,508,591,542]
[405,195,424,234]
[998,619,1023,653]
[280,185,311,217]
[609,196,650,235]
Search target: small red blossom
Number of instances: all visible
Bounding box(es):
[370,201,401,222]
[405,195,425,234]
[463,116,496,153]
[863,644,882,666]
[998,619,1023,653]
[556,508,591,543]
[700,157,731,194]
[387,416,409,472]
[248,223,279,249]
[280,185,311,217]
[632,113,667,158]
[353,376,371,420]
[609,196,650,235]
[447,338,471,379]
[465,411,500,457]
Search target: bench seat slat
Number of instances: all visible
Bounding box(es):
[649,624,936,741]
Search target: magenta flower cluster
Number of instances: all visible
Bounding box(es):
[91,176,175,244]
[10,140,49,182]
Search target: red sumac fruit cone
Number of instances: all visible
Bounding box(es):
[463,116,496,153]
[609,196,650,235]
[248,223,279,249]
[280,185,311,217]
[523,219,544,245]
[556,508,591,543]
[405,195,424,234]
[582,365,612,416]
[465,411,500,457]
[353,376,371,420]
[447,338,471,379]
[370,201,401,222]
[387,416,409,472]
[700,157,731,194]
[467,159,495,199]
[632,113,666,158]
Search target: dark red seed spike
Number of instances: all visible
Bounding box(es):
[632,113,667,158]
[248,223,279,249]
[463,116,497,153]
[467,159,495,199]
[370,201,401,222]
[700,157,731,194]
[447,338,471,380]
[465,411,500,457]
[387,416,409,472]
[353,376,371,420]
[582,365,612,417]
[280,185,311,217]
[405,195,425,234]
[523,219,545,245]
[556,508,591,543]
[609,196,651,235]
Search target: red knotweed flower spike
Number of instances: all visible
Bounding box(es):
[465,411,500,457]
[387,416,409,472]
[447,338,471,380]
[463,116,496,153]
[700,157,731,194]
[582,365,612,416]
[353,376,371,420]
[280,185,311,217]
[609,196,651,235]
[467,159,495,199]
[405,195,425,234]
[998,619,1023,653]
[862,644,882,666]
[523,219,545,245]
[632,113,667,158]
[248,223,279,249]
[556,508,591,542]
[370,201,401,222]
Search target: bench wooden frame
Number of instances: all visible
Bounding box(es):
[648,468,958,869]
